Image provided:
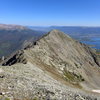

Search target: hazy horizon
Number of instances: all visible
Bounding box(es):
[1,23,100,27]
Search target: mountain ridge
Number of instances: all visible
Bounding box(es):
[0,24,28,30]
[0,30,100,100]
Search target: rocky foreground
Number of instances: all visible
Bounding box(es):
[0,30,100,100]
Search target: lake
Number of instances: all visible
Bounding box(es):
[81,37,100,49]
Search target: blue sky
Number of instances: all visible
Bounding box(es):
[0,0,100,26]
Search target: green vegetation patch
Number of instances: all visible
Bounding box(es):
[5,97,10,100]
[63,70,84,83]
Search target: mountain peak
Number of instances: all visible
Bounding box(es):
[48,29,65,35]
[38,29,72,43]
[50,29,60,33]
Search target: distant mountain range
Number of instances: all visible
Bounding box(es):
[28,26,100,49]
[0,24,45,57]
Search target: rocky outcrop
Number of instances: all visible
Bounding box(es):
[2,50,27,66]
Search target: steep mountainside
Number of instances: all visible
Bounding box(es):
[0,24,43,57]
[0,30,100,100]
[29,26,100,49]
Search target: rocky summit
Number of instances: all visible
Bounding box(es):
[0,30,100,100]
